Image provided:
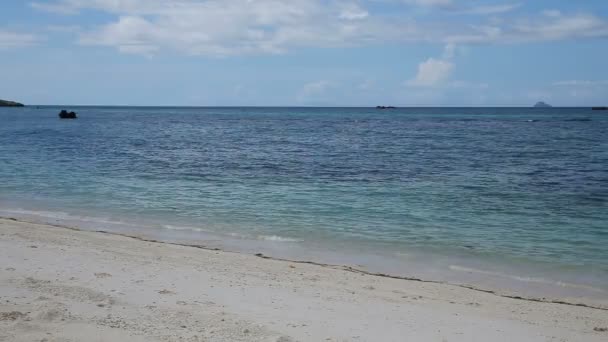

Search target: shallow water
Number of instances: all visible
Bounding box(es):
[1,106,607,301]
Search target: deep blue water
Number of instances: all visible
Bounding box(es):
[1,106,607,300]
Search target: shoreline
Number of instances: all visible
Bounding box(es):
[1,217,607,341]
[2,213,607,310]
[5,216,607,311]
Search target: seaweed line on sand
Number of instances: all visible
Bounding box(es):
[1,216,606,312]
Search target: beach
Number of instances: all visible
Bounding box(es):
[1,218,606,341]
[2,106,607,303]
[4,0,608,340]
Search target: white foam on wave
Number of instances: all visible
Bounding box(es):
[257,235,302,243]
[449,265,606,293]
[1,208,71,220]
[394,252,411,258]
[162,224,207,233]
[162,226,301,243]
[0,208,128,226]
[228,232,249,239]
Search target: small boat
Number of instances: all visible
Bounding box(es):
[376,106,396,110]
[59,110,78,119]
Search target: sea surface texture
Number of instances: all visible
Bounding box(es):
[1,106,606,301]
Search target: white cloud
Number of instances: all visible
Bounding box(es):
[444,13,608,44]
[459,3,521,15]
[31,1,608,56]
[357,79,376,90]
[46,25,81,33]
[338,3,369,20]
[297,80,338,103]
[542,10,562,18]
[66,0,400,56]
[553,80,608,87]
[402,0,519,14]
[405,42,489,90]
[31,0,171,14]
[407,58,454,87]
[30,1,79,14]
[512,14,608,41]
[403,0,452,7]
[0,30,39,49]
[300,80,334,96]
[448,80,489,89]
[407,42,460,87]
[442,42,456,58]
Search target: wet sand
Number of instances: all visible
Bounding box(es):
[1,218,607,341]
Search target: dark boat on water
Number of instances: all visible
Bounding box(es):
[59,110,78,119]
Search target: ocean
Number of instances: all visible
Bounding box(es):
[1,106,606,303]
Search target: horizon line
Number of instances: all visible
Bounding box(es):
[11,104,606,108]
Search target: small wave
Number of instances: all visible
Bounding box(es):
[228,232,249,239]
[162,224,207,233]
[257,235,302,242]
[161,227,300,242]
[1,208,71,220]
[449,265,606,293]
[564,118,592,122]
[0,208,127,226]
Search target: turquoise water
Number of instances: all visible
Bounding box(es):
[1,106,607,301]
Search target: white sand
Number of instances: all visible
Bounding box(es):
[1,218,607,342]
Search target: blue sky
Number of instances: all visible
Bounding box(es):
[1,0,607,106]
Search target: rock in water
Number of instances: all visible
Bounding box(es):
[533,101,552,108]
[0,99,24,107]
[59,110,78,119]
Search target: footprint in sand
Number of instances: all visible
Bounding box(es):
[276,337,294,342]
[94,273,112,278]
[0,311,27,321]
[158,289,176,295]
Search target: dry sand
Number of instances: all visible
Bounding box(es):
[1,218,607,341]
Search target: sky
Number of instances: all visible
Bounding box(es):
[0,0,607,106]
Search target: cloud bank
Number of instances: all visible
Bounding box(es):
[28,0,608,57]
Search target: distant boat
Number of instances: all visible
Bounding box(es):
[591,107,607,110]
[376,106,396,110]
[59,110,78,119]
[533,101,552,108]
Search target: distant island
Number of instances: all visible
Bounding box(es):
[533,101,552,108]
[0,99,24,107]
